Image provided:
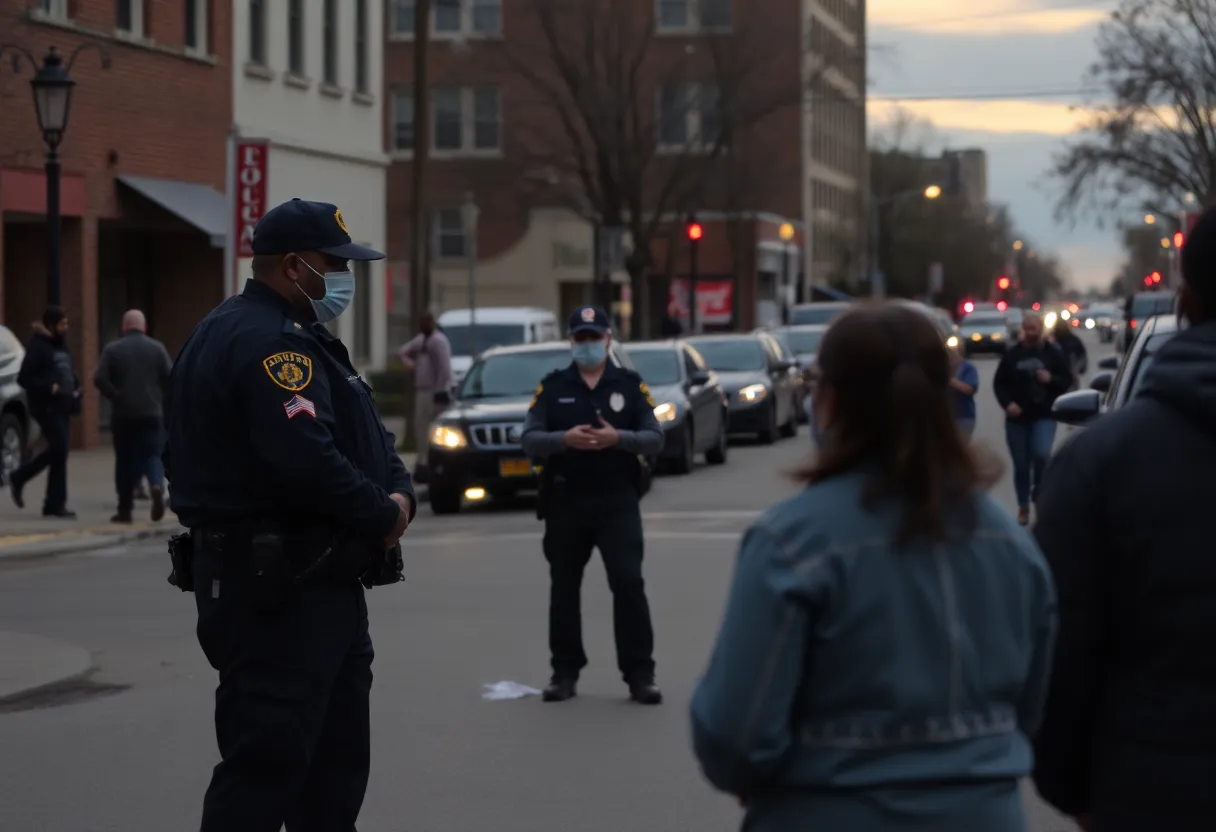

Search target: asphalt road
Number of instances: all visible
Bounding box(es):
[0,330,1112,832]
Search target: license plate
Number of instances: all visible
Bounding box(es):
[499,458,531,477]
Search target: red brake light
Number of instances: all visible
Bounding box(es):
[963,301,975,313]
[996,300,1008,311]
[1032,302,1040,310]
[1130,319,1137,328]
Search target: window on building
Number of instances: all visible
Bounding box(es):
[287,0,305,76]
[116,0,145,36]
[656,0,732,32]
[352,260,372,361]
[391,0,414,35]
[471,0,502,35]
[435,0,461,32]
[431,87,502,154]
[323,0,339,84]
[432,87,464,151]
[472,87,501,150]
[657,81,691,145]
[698,83,722,144]
[391,88,415,151]
[37,0,71,18]
[657,81,720,148]
[354,0,369,92]
[185,0,210,52]
[249,0,266,64]
[434,208,468,260]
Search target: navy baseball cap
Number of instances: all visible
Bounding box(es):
[569,306,610,335]
[251,198,385,261]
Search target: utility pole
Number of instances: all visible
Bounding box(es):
[409,0,432,332]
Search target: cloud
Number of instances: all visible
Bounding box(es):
[868,99,1088,136]
[870,0,1115,34]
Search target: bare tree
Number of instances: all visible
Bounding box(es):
[504,0,827,335]
[1052,0,1216,221]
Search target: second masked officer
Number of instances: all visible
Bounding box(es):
[521,307,664,705]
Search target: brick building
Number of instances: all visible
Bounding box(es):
[384,0,866,339]
[0,0,231,448]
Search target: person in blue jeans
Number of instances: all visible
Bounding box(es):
[950,343,979,436]
[993,313,1072,525]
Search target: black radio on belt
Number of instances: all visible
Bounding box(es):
[167,533,195,592]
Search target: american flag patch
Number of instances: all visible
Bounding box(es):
[283,394,316,419]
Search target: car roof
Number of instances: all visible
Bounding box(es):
[774,324,828,333]
[478,341,574,359]
[684,332,764,343]
[437,307,556,324]
[624,340,680,350]
[791,301,850,309]
[1143,314,1179,335]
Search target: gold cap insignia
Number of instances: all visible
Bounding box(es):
[334,209,349,234]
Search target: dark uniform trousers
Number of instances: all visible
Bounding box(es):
[193,542,373,832]
[543,488,655,680]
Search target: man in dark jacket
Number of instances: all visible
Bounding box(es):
[1051,318,1088,389]
[94,309,172,523]
[10,306,80,517]
[992,312,1072,525]
[1031,205,1216,832]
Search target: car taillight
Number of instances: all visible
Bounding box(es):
[1130,319,1137,328]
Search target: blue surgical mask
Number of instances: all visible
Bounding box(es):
[298,259,355,323]
[572,339,607,369]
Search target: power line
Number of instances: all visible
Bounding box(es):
[872,0,1117,28]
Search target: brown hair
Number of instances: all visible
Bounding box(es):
[796,302,1001,544]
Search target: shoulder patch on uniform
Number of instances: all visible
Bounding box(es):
[263,352,313,391]
[529,383,543,408]
[639,381,656,407]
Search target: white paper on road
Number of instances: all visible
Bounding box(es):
[481,681,543,700]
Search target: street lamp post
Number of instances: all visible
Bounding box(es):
[462,192,480,341]
[779,222,795,322]
[0,44,110,307]
[868,185,941,298]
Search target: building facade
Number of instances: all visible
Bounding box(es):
[384,0,866,337]
[0,0,232,447]
[232,0,390,370]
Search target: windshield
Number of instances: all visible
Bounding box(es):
[442,323,526,356]
[1087,306,1115,316]
[784,329,824,355]
[1131,294,1175,319]
[790,305,846,325]
[1128,332,1178,399]
[626,349,681,385]
[962,313,1006,326]
[458,350,571,399]
[685,338,766,371]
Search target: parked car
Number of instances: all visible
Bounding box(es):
[623,340,728,474]
[684,332,799,443]
[1118,291,1176,352]
[436,306,562,383]
[1052,314,1178,426]
[957,310,1009,355]
[769,325,826,423]
[425,341,652,514]
[0,324,38,481]
[892,299,961,350]
[788,301,851,326]
[1082,303,1119,343]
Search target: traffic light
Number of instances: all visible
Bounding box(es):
[1144,275,1154,286]
[1151,270,1162,284]
[997,276,1011,291]
[1174,231,1185,248]
[996,300,1008,311]
[686,215,701,331]
[686,220,703,241]
[962,300,975,314]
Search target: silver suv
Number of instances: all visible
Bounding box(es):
[0,324,38,480]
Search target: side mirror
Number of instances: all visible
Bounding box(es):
[1089,371,1113,393]
[775,359,796,372]
[1098,355,1119,370]
[688,370,711,386]
[1052,389,1103,426]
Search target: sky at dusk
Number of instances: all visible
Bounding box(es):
[867,0,1123,291]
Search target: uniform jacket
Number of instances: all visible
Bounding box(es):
[17,322,78,415]
[165,279,413,537]
[1032,320,1216,831]
[691,470,1056,822]
[93,330,173,421]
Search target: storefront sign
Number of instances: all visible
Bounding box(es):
[234,140,269,258]
[670,277,735,326]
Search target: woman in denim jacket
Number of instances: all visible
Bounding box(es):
[690,303,1057,831]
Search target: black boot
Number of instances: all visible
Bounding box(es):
[627,676,663,705]
[542,675,577,702]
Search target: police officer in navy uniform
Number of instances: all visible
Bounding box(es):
[165,198,414,831]
[521,307,664,704]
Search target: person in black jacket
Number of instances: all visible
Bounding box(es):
[992,312,1072,525]
[10,306,80,518]
[1031,205,1216,832]
[1050,319,1088,390]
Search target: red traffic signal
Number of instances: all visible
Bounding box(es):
[687,222,703,241]
[1144,275,1154,286]
[996,300,1008,311]
[1174,231,1185,248]
[997,276,1011,291]
[962,300,975,313]
[1151,271,1162,283]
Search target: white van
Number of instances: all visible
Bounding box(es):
[437,307,562,382]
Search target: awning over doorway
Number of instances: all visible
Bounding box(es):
[117,175,226,248]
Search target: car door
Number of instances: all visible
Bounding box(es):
[759,334,792,424]
[680,346,711,448]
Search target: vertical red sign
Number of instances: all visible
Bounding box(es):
[234,140,269,259]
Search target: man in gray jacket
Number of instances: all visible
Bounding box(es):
[94,309,172,523]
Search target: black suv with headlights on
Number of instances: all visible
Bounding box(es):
[425,341,652,514]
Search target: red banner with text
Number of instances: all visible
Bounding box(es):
[669,278,735,327]
[234,140,269,260]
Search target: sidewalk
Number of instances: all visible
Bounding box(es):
[0,422,418,560]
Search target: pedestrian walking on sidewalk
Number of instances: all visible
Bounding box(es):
[396,311,453,479]
[1031,205,1216,832]
[690,302,1056,832]
[950,340,980,437]
[165,199,414,831]
[521,306,665,705]
[9,306,80,518]
[992,312,1071,525]
[93,309,172,524]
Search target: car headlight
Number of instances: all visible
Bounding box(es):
[946,335,959,348]
[1044,311,1058,328]
[1085,318,1096,329]
[429,424,467,449]
[654,402,678,423]
[991,332,1002,340]
[738,384,768,402]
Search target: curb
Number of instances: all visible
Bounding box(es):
[0,632,96,707]
[0,525,176,562]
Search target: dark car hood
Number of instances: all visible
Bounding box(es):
[959,323,1006,335]
[714,369,768,393]
[1138,322,1216,433]
[440,396,531,422]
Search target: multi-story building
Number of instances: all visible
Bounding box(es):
[0,0,232,446]
[384,0,866,337]
[233,0,390,371]
[926,148,988,213]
